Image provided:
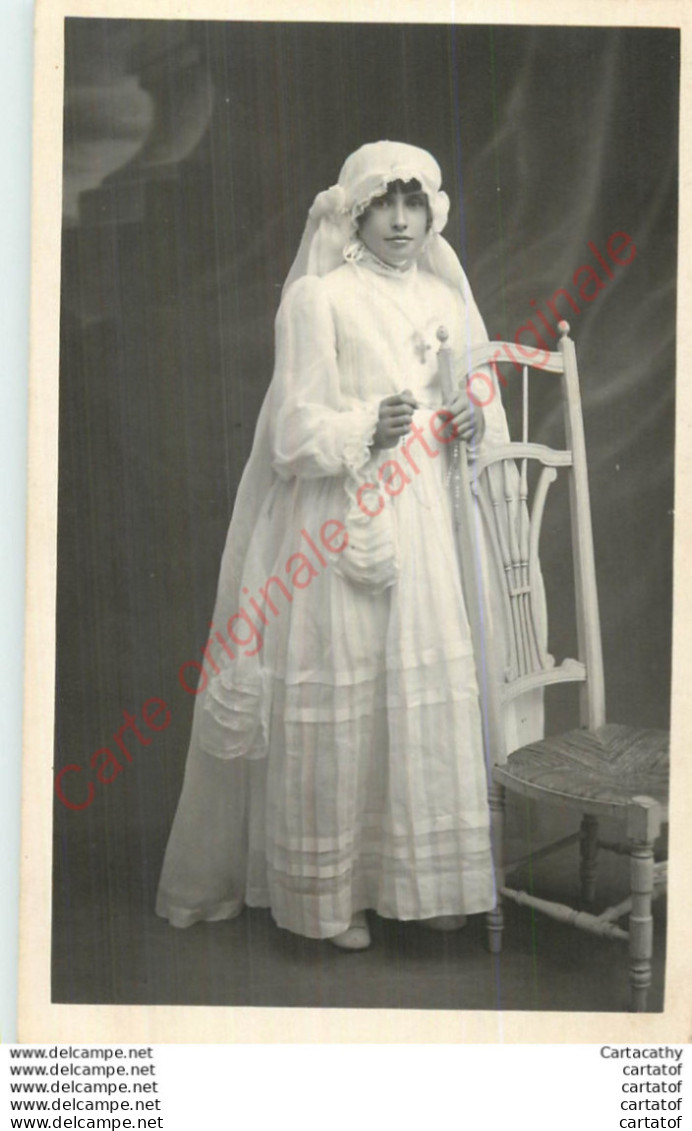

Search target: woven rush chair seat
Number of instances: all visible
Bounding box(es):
[499,724,669,811]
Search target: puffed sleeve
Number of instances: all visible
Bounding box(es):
[269,275,379,479]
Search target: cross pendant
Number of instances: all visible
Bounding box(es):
[413,335,431,363]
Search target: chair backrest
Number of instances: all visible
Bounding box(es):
[456,321,605,764]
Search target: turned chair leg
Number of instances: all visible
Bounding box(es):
[579,814,599,907]
[627,798,661,1013]
[486,781,506,954]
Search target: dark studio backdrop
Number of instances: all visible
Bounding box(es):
[53,19,678,1008]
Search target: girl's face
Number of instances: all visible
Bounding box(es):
[357,184,429,269]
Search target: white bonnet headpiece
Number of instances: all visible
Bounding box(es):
[282,140,470,300]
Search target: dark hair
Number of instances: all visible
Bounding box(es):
[356,178,433,232]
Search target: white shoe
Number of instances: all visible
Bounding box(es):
[421,915,468,931]
[329,911,371,951]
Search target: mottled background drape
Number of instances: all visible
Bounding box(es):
[53,20,677,1005]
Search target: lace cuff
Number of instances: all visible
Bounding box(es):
[333,404,400,592]
[341,400,380,475]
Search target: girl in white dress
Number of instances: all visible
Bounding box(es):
[156,141,539,950]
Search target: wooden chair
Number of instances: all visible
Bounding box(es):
[450,322,669,1012]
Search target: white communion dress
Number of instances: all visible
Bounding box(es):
[156,247,538,939]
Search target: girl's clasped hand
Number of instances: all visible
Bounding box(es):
[445,386,487,445]
[372,387,486,450]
